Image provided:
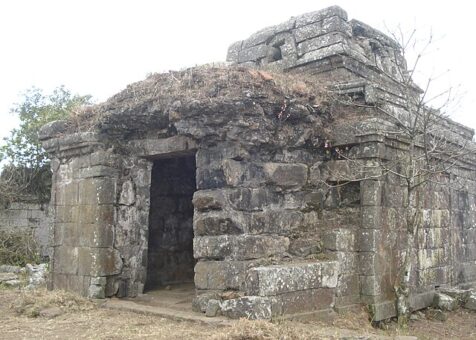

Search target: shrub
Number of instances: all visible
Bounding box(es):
[0,230,41,266]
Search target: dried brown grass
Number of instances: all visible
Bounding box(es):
[65,64,330,133]
[10,287,95,317]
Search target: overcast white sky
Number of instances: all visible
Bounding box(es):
[0,0,474,144]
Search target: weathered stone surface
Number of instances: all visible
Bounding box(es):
[238,45,268,63]
[322,229,354,251]
[78,247,122,276]
[0,272,19,283]
[246,261,338,296]
[192,190,225,211]
[194,235,289,260]
[194,260,251,290]
[221,296,274,319]
[297,32,346,56]
[263,163,308,188]
[222,159,265,187]
[205,299,222,317]
[433,292,458,311]
[226,40,242,62]
[464,292,476,310]
[276,288,335,315]
[38,120,68,140]
[194,213,242,236]
[0,265,22,273]
[295,6,348,28]
[227,188,280,211]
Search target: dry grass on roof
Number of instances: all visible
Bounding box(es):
[68,64,329,132]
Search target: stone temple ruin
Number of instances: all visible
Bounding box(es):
[39,6,476,320]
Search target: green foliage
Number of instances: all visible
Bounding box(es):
[1,86,92,168]
[0,86,91,205]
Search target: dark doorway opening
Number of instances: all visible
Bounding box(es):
[145,154,196,291]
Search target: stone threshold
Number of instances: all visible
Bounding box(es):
[102,298,232,325]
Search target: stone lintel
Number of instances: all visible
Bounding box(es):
[130,136,197,158]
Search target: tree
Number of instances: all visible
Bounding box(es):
[0,86,91,205]
[324,27,474,326]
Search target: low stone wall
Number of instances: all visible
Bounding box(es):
[0,202,51,258]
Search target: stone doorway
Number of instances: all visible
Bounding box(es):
[145,154,196,291]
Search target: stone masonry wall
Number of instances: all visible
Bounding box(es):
[0,202,50,258]
[39,6,476,321]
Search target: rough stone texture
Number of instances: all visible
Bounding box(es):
[433,293,458,311]
[464,292,476,310]
[40,5,476,321]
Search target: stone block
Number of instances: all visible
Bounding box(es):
[409,291,435,311]
[322,229,354,251]
[238,44,268,63]
[296,43,347,65]
[88,282,106,299]
[78,178,116,205]
[220,296,274,319]
[192,190,225,211]
[296,32,346,56]
[336,274,360,297]
[361,206,381,229]
[263,163,308,188]
[357,229,380,252]
[78,247,122,276]
[222,159,265,187]
[227,188,280,211]
[319,160,356,182]
[361,180,382,206]
[205,299,222,317]
[433,292,458,311]
[295,6,348,28]
[288,238,321,257]
[54,223,79,246]
[369,300,396,321]
[246,210,303,235]
[243,26,277,49]
[76,165,119,179]
[360,275,381,296]
[439,287,471,304]
[52,273,90,296]
[226,40,242,62]
[119,180,135,205]
[53,246,79,274]
[192,292,221,313]
[276,288,334,315]
[196,168,226,189]
[193,235,289,260]
[246,262,322,296]
[56,183,79,206]
[79,223,114,248]
[194,213,243,236]
[464,292,476,311]
[194,260,250,290]
[38,120,68,140]
[321,261,340,288]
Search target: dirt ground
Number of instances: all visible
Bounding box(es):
[1,287,475,340]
